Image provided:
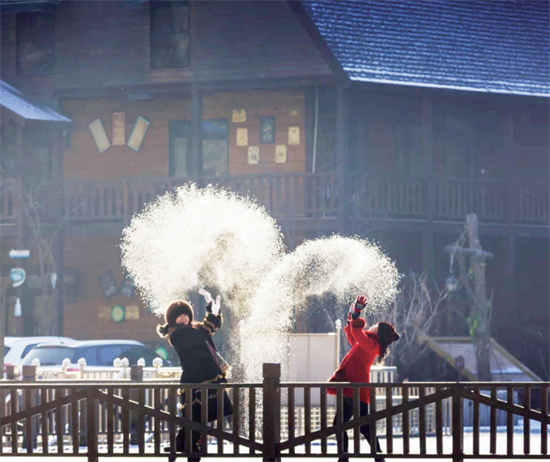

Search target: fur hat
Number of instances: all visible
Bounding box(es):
[157,300,194,337]
[378,322,400,344]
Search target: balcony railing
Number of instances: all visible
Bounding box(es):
[1,174,548,228]
[0,179,19,225]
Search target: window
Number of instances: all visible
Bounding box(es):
[16,12,54,75]
[122,345,157,366]
[75,347,98,366]
[169,119,228,177]
[21,347,75,366]
[169,121,190,177]
[98,345,125,366]
[150,1,190,69]
[202,119,228,177]
[21,344,39,359]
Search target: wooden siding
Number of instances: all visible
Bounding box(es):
[204,89,305,175]
[63,88,305,180]
[62,235,160,344]
[0,14,16,83]
[52,0,330,91]
[63,97,190,180]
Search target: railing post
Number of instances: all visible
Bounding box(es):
[262,363,280,462]
[452,384,464,462]
[5,365,16,380]
[86,388,98,462]
[22,365,35,453]
[130,365,143,445]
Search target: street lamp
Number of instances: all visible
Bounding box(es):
[445,274,459,292]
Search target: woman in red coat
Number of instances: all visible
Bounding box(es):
[327,295,400,462]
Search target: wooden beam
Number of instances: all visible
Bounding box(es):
[190,87,203,182]
[421,95,434,274]
[335,85,348,235]
[287,1,349,86]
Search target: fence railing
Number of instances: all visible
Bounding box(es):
[1,364,548,461]
[1,174,548,226]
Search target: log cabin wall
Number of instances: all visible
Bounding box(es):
[63,97,191,180]
[63,235,161,345]
[53,0,330,91]
[204,89,306,175]
[0,13,55,102]
[63,88,305,180]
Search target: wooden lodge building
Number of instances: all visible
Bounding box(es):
[0,1,548,378]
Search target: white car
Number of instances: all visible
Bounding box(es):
[20,339,170,368]
[4,336,76,368]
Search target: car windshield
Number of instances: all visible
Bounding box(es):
[4,346,10,357]
[21,347,75,366]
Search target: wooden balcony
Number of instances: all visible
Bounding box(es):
[1,174,548,237]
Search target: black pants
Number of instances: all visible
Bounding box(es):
[176,386,233,453]
[334,396,382,454]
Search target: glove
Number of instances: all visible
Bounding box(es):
[199,289,221,316]
[350,295,367,320]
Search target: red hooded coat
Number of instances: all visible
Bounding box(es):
[327,317,380,404]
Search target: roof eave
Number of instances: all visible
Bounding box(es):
[287,0,349,86]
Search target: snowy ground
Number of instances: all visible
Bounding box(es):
[5,429,549,461]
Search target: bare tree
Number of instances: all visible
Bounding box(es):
[14,178,66,335]
[367,272,449,379]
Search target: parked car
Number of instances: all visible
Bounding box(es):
[20,340,170,368]
[4,336,76,369]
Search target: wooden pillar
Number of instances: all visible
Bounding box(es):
[335,85,348,235]
[421,95,434,274]
[262,363,281,461]
[503,108,516,293]
[191,87,203,183]
[15,123,25,335]
[0,277,7,375]
[52,129,65,335]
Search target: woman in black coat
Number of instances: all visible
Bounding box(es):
[157,290,233,461]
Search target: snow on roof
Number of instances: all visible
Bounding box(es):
[300,0,550,97]
[0,80,72,122]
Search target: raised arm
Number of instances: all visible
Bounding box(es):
[199,288,223,335]
[344,311,356,346]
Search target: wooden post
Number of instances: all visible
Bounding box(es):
[15,124,24,335]
[466,213,492,381]
[262,363,280,462]
[421,95,434,274]
[86,389,98,462]
[503,108,516,293]
[0,277,7,376]
[130,366,143,446]
[22,365,35,453]
[335,85,348,236]
[452,384,463,462]
[191,87,203,184]
[51,129,65,335]
[5,365,16,380]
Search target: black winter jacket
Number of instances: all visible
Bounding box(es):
[169,312,223,384]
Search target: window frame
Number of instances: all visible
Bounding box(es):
[16,11,55,76]
[150,0,191,70]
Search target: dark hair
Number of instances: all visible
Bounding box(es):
[376,322,400,364]
[157,300,194,339]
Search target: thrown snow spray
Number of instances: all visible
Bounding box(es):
[121,183,400,384]
[239,235,400,382]
[120,183,285,316]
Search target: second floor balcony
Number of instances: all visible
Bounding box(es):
[1,173,548,237]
